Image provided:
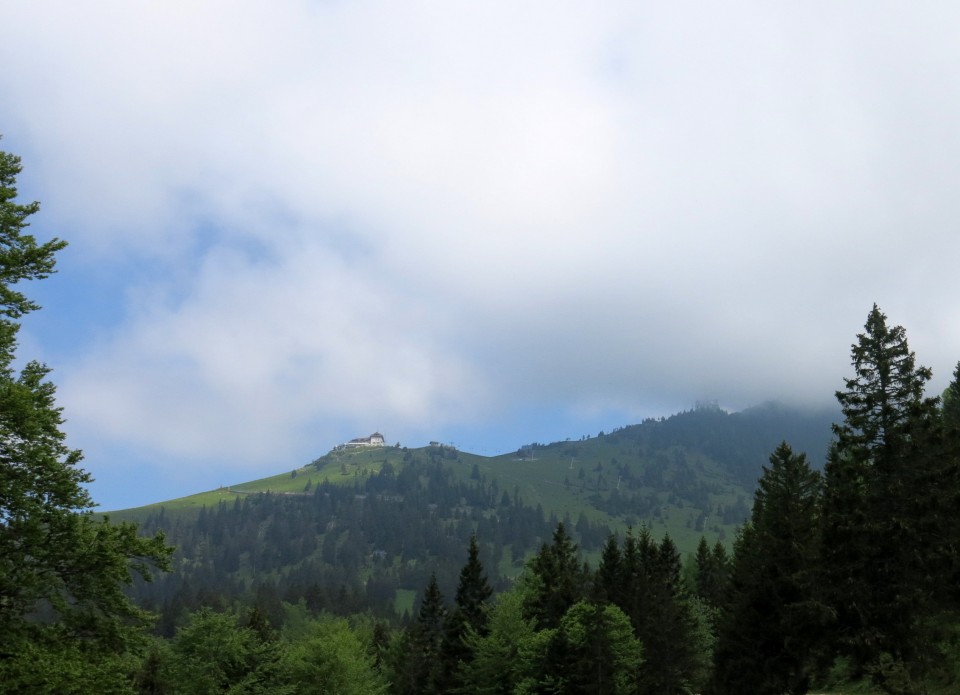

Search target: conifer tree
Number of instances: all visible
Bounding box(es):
[0,139,171,686]
[941,362,960,611]
[525,523,587,630]
[594,533,623,605]
[820,305,943,681]
[438,534,493,691]
[693,537,730,612]
[451,533,494,638]
[708,442,823,695]
[389,574,448,694]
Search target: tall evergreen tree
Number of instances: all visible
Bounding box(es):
[708,442,823,695]
[593,533,623,606]
[820,305,943,682]
[439,533,493,692]
[600,528,708,695]
[634,534,708,695]
[525,523,587,631]
[693,537,730,613]
[0,139,171,689]
[389,574,448,694]
[941,362,960,612]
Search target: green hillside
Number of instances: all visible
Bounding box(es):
[117,401,835,554]
[117,403,836,631]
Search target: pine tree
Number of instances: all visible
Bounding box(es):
[525,523,587,630]
[594,533,623,605]
[389,574,448,694]
[708,442,823,695]
[820,305,943,681]
[693,537,730,612]
[634,535,708,695]
[452,534,494,638]
[438,534,493,691]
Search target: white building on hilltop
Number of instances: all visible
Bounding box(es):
[340,432,385,449]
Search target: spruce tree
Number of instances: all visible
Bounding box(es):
[594,533,623,605]
[708,442,823,695]
[693,537,730,613]
[438,534,493,691]
[820,305,943,681]
[389,574,448,694]
[451,533,494,638]
[634,535,707,695]
[525,523,587,630]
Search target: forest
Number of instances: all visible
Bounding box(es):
[3,140,960,694]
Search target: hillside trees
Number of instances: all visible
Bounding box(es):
[0,140,171,688]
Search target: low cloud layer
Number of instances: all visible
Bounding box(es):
[3,2,960,507]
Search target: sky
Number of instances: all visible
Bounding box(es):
[3,2,960,511]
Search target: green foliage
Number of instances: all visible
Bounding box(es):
[280,615,387,695]
[0,138,172,692]
[515,601,642,695]
[0,639,140,695]
[459,587,538,694]
[163,608,289,694]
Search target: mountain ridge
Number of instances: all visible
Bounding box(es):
[116,401,839,628]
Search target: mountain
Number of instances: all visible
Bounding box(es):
[117,402,837,631]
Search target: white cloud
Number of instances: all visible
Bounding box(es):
[59,240,486,465]
[3,1,960,498]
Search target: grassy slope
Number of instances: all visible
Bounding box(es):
[112,435,752,556]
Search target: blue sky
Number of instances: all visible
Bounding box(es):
[3,1,960,511]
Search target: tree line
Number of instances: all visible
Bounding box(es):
[388,308,960,695]
[130,455,615,634]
